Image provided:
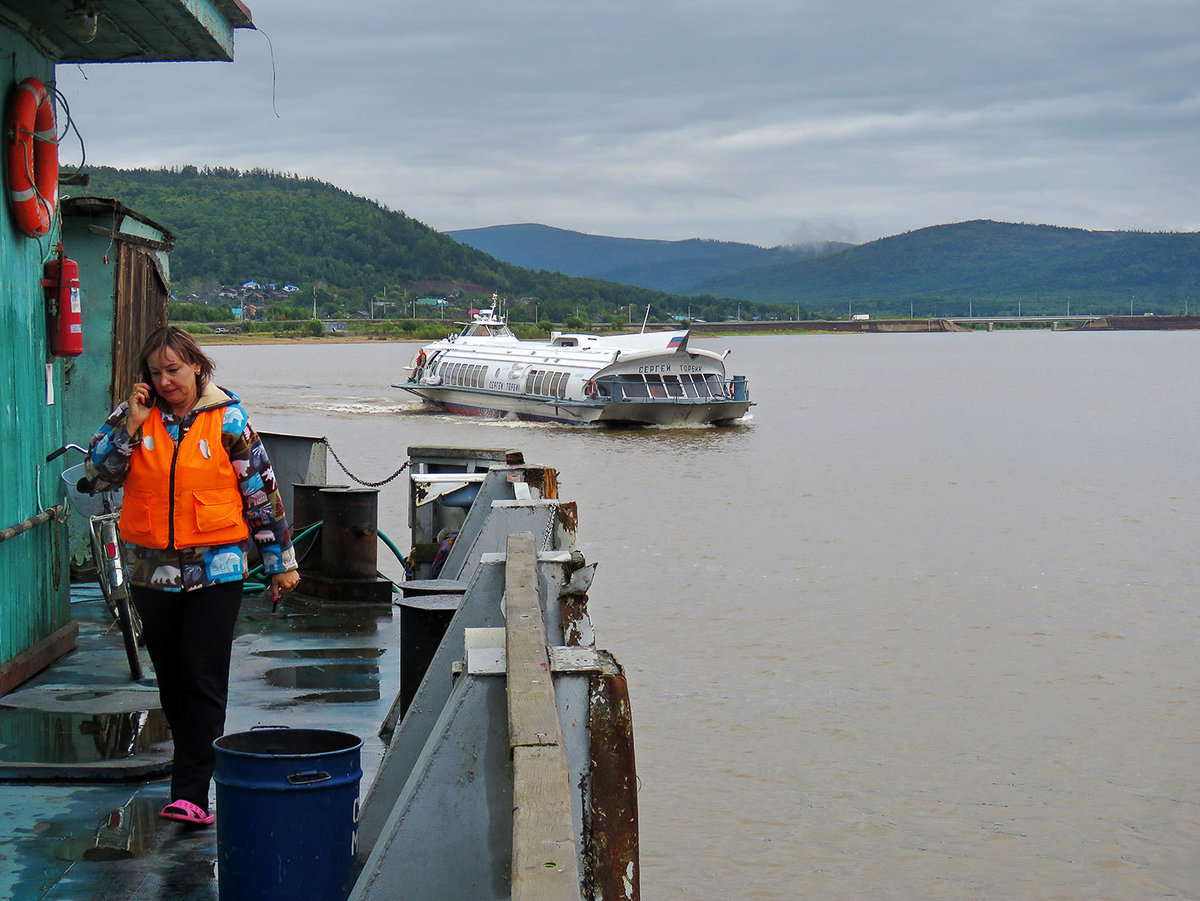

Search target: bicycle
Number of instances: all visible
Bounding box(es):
[47,444,144,681]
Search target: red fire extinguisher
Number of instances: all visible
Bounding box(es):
[43,243,83,357]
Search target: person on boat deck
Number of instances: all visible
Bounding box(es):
[431,527,457,578]
[85,326,299,827]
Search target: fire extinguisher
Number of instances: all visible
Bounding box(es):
[43,242,83,357]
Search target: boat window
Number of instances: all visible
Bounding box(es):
[663,375,684,397]
[681,374,700,398]
[474,365,485,388]
[556,372,568,398]
[646,375,666,398]
[705,374,726,397]
[618,374,648,398]
[532,370,545,395]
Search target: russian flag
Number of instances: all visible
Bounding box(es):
[668,334,684,349]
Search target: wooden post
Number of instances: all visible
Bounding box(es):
[505,532,582,901]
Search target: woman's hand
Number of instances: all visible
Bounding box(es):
[128,381,154,432]
[270,570,301,601]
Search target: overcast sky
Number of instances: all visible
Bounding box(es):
[55,0,1200,248]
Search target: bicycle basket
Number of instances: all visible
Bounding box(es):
[62,463,123,517]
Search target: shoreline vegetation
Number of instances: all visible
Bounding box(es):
[190,314,1200,346]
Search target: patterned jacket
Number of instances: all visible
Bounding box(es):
[85,382,297,592]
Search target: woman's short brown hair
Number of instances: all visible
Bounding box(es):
[136,326,216,390]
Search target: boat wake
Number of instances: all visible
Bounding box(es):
[284,400,419,416]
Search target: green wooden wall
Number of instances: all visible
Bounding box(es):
[0,38,72,672]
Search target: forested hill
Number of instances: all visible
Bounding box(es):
[696,220,1200,317]
[74,166,775,322]
[75,167,1200,321]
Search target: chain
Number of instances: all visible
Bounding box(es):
[541,502,559,550]
[325,442,411,487]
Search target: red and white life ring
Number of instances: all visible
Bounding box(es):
[6,77,58,238]
[584,379,598,398]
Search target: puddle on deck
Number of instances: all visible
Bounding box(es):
[55,795,165,862]
[254,647,385,660]
[0,708,170,764]
[262,662,382,703]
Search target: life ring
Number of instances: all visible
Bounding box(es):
[6,77,58,238]
[584,379,598,399]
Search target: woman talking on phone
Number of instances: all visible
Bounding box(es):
[86,325,300,826]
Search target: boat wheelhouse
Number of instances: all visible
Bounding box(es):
[395,308,752,425]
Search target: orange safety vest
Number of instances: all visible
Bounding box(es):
[119,406,249,550]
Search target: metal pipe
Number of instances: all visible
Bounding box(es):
[0,505,65,545]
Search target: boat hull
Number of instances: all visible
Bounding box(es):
[398,385,750,426]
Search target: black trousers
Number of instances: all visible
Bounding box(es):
[132,581,243,811]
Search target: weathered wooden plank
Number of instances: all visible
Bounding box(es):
[505,532,560,749]
[505,532,582,901]
[512,746,583,901]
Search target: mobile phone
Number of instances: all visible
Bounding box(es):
[137,370,159,403]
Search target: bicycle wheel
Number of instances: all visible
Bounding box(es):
[92,514,143,680]
[87,517,115,608]
[111,587,143,681]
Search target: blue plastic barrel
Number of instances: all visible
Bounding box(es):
[213,728,362,901]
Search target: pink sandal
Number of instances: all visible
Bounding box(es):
[160,799,214,825]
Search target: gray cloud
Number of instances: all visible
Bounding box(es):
[55,0,1200,246]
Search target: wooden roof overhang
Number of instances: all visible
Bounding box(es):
[0,0,254,63]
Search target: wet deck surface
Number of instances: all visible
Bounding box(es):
[0,585,398,901]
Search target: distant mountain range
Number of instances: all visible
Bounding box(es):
[451,220,1200,318]
[77,167,1200,321]
[447,223,850,294]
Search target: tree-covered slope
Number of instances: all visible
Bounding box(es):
[76,168,1200,321]
[698,220,1200,316]
[76,166,784,322]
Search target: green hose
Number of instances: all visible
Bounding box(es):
[245,520,411,594]
[244,520,325,594]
